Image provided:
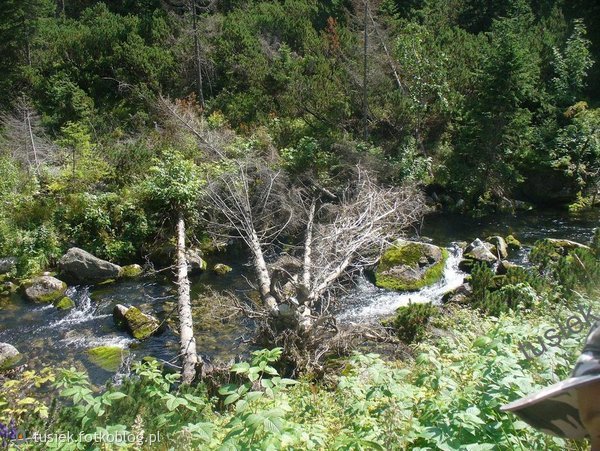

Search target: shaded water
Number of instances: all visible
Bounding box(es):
[0,209,598,384]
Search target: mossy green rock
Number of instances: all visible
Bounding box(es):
[213,263,232,275]
[505,234,522,251]
[53,296,75,310]
[87,346,129,372]
[114,304,160,340]
[23,276,67,303]
[0,343,22,371]
[375,241,448,291]
[120,264,143,278]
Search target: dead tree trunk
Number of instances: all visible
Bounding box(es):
[176,212,199,384]
[190,0,205,108]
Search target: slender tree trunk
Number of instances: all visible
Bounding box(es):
[176,212,199,384]
[300,199,316,303]
[191,0,205,108]
[248,229,279,314]
[25,110,39,174]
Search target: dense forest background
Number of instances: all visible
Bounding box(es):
[0,0,599,270]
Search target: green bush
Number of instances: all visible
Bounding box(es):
[386,302,438,344]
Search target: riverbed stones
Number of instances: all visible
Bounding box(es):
[59,247,122,283]
[24,275,67,303]
[187,249,207,274]
[442,283,472,304]
[375,240,448,291]
[459,238,498,272]
[0,342,22,371]
[213,263,232,275]
[485,236,508,259]
[113,304,160,340]
[505,234,521,251]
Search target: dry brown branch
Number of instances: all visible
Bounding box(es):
[0,97,56,174]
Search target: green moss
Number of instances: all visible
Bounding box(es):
[505,234,521,250]
[124,307,159,340]
[53,296,75,310]
[0,355,21,371]
[87,346,129,372]
[376,247,449,291]
[120,264,143,278]
[213,263,232,275]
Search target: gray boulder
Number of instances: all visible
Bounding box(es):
[24,276,67,303]
[485,236,508,259]
[186,249,207,274]
[442,283,472,304]
[464,239,497,263]
[59,248,122,283]
[0,343,21,371]
[0,257,16,275]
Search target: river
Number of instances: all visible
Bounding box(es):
[0,208,598,384]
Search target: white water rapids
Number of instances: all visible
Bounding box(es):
[337,244,466,322]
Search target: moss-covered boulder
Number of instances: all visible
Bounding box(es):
[23,276,67,303]
[375,241,448,291]
[505,234,521,251]
[120,264,143,279]
[213,263,232,275]
[87,346,129,372]
[113,304,160,340]
[0,342,22,371]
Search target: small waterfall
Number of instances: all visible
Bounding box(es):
[337,244,465,322]
[47,286,109,329]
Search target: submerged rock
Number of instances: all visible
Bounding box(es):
[375,240,448,291]
[113,304,160,340]
[213,263,232,275]
[87,346,129,372]
[0,342,22,371]
[53,296,75,310]
[59,248,122,283]
[24,276,67,303]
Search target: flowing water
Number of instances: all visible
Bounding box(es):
[0,209,598,384]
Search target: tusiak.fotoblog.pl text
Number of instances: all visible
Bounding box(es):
[518,303,598,360]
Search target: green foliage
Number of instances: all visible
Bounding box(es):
[387,302,438,344]
[551,20,594,106]
[0,368,55,426]
[143,151,203,216]
[14,301,596,449]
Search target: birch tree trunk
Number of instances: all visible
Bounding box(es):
[176,212,199,384]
